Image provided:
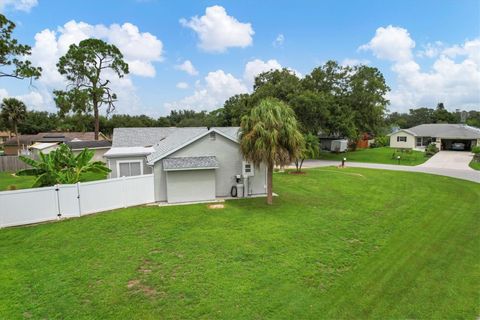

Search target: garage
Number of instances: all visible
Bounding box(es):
[441,139,474,151]
[163,156,219,203]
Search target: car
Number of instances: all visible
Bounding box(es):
[451,142,465,151]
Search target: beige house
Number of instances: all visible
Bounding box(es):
[389,124,480,151]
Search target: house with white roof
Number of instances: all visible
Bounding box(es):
[104,127,267,203]
[389,124,480,151]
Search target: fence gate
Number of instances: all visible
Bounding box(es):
[56,184,81,218]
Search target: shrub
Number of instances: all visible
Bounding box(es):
[472,146,480,154]
[370,136,389,148]
[425,143,439,157]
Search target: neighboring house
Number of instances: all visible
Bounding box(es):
[389,124,480,151]
[104,127,267,203]
[0,131,14,146]
[318,134,348,151]
[3,132,108,155]
[65,140,112,162]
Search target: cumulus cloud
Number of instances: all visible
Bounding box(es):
[175,60,198,76]
[273,34,284,47]
[180,5,254,52]
[0,0,38,12]
[361,26,480,112]
[176,82,189,89]
[23,20,164,114]
[166,58,295,111]
[359,25,415,62]
[243,58,282,87]
[166,70,248,111]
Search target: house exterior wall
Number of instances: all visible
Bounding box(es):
[153,133,267,202]
[166,169,216,203]
[107,156,152,178]
[389,131,415,149]
[72,148,109,162]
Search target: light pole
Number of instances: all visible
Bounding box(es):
[342,157,346,167]
[397,155,401,165]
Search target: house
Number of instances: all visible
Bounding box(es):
[318,134,348,151]
[2,132,108,155]
[0,131,14,146]
[104,127,267,203]
[65,140,112,162]
[389,124,480,151]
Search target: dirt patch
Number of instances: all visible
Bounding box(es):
[208,204,224,209]
[127,279,140,288]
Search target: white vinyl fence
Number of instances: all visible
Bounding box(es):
[0,174,155,228]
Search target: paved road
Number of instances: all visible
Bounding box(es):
[295,156,480,184]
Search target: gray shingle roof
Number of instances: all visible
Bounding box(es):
[65,140,112,150]
[408,124,480,139]
[163,156,219,171]
[111,127,176,147]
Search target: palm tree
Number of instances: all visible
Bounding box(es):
[295,133,320,173]
[17,144,111,187]
[240,97,304,204]
[1,97,27,147]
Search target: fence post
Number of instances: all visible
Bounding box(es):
[76,182,82,217]
[54,184,61,220]
[122,176,127,208]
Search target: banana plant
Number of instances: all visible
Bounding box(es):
[17,144,111,187]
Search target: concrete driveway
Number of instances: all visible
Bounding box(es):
[418,151,474,170]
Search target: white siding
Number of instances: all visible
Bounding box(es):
[390,131,416,149]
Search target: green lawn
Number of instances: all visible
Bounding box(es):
[0,172,36,191]
[0,168,479,319]
[470,159,480,171]
[0,171,107,191]
[319,147,427,166]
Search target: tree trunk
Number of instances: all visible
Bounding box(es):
[299,158,305,172]
[14,123,19,147]
[93,101,99,140]
[267,163,273,205]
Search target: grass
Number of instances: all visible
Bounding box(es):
[470,159,480,170]
[319,147,427,166]
[0,167,479,319]
[0,171,107,191]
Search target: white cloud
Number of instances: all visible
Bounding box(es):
[175,60,198,76]
[361,26,480,112]
[0,0,38,12]
[176,82,189,89]
[359,25,415,62]
[273,34,284,47]
[243,58,282,87]
[23,20,164,114]
[341,58,370,66]
[165,70,248,111]
[180,5,254,53]
[165,58,296,111]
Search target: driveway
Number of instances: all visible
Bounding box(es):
[293,157,480,184]
[418,151,473,170]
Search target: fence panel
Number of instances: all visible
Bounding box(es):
[58,184,81,218]
[124,175,155,206]
[0,187,58,228]
[0,155,33,172]
[0,174,155,228]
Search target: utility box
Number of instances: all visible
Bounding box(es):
[331,139,348,152]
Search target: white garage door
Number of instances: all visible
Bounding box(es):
[166,169,216,203]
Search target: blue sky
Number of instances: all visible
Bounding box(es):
[1,0,479,116]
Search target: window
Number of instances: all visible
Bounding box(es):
[397,136,407,142]
[209,132,216,140]
[416,137,422,146]
[117,161,142,177]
